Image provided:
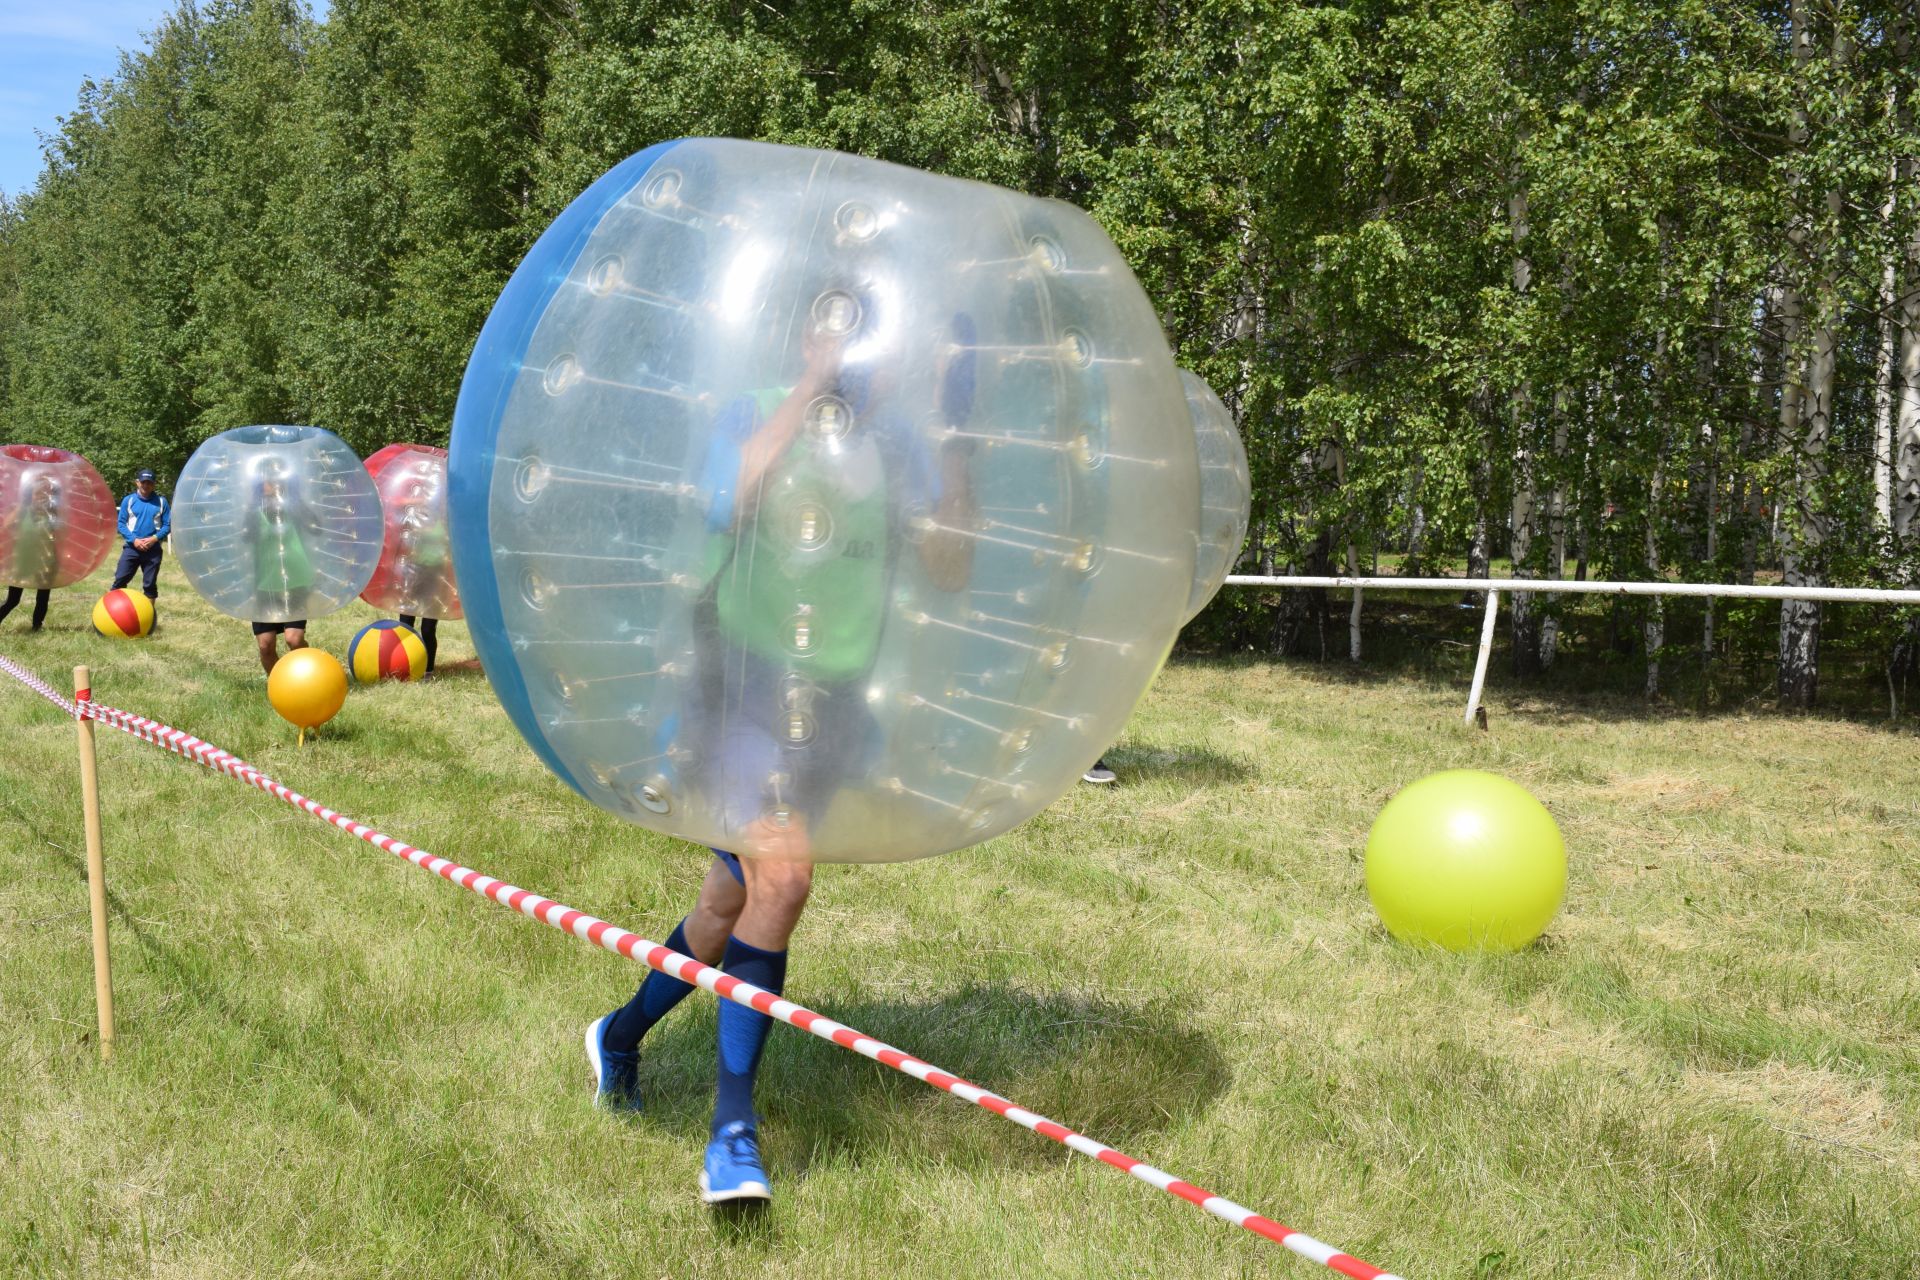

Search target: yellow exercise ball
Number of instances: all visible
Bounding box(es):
[267,647,348,730]
[1364,769,1567,952]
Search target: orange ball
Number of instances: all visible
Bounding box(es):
[267,648,348,729]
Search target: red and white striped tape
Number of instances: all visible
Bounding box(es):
[0,652,78,715]
[0,653,1406,1280]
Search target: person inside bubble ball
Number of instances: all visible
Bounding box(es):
[249,469,313,675]
[0,474,61,631]
[392,474,450,673]
[585,306,980,1206]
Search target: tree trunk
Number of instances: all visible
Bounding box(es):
[1508,180,1542,675]
[1646,449,1668,699]
[1897,263,1920,543]
[1646,318,1671,700]
[1894,21,1920,552]
[1890,15,1920,704]
[1405,465,1429,563]
[1874,153,1899,536]
[1332,442,1361,661]
[1699,314,1722,672]
[1776,0,1831,709]
[1346,541,1362,661]
[1738,289,1771,586]
[1539,394,1570,668]
[1467,392,1495,604]
[1271,521,1333,660]
[1574,428,1595,583]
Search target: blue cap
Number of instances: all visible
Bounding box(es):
[136,469,157,481]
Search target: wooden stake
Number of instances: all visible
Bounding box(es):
[73,665,114,1060]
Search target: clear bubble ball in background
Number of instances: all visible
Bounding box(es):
[173,425,383,623]
[451,138,1201,863]
[1180,372,1251,621]
[0,445,117,590]
[361,443,463,620]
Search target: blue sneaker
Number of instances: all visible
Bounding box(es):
[584,1014,641,1111]
[700,1120,771,1204]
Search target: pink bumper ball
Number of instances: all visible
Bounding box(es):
[0,445,117,589]
[361,444,461,619]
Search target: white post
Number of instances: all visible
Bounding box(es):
[1466,590,1499,726]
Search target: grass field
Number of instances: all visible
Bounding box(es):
[2,564,1917,1279]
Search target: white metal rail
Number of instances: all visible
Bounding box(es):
[1224,575,1920,605]
[1223,575,1920,724]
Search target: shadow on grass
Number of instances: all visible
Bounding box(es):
[1106,741,1254,786]
[635,985,1230,1182]
[423,657,487,680]
[707,1198,776,1245]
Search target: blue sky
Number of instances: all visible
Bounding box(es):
[0,3,174,198]
[0,1,327,200]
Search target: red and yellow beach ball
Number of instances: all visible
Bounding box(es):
[92,589,155,638]
[348,620,428,683]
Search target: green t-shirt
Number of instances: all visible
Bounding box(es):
[252,513,315,595]
[703,390,895,682]
[12,505,59,586]
[410,520,450,569]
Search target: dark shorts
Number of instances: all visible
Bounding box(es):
[690,647,877,840]
[251,619,308,636]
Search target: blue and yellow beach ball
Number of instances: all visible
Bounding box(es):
[348,620,428,683]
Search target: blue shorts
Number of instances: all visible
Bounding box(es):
[713,848,745,885]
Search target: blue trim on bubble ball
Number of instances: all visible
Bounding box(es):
[450,138,688,800]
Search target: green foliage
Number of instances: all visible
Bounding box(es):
[1,0,1916,699]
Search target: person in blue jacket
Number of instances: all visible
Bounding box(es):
[111,469,170,605]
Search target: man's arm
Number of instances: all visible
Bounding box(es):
[729,336,842,521]
[153,496,170,543]
[914,441,976,592]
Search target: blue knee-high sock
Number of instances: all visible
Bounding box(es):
[603,917,698,1052]
[713,935,786,1135]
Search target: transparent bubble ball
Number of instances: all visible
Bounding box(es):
[0,445,116,590]
[1180,372,1251,620]
[361,443,463,619]
[173,425,383,623]
[450,138,1200,862]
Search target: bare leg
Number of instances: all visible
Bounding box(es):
[732,856,814,951]
[705,841,813,1166]
[684,856,747,963]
